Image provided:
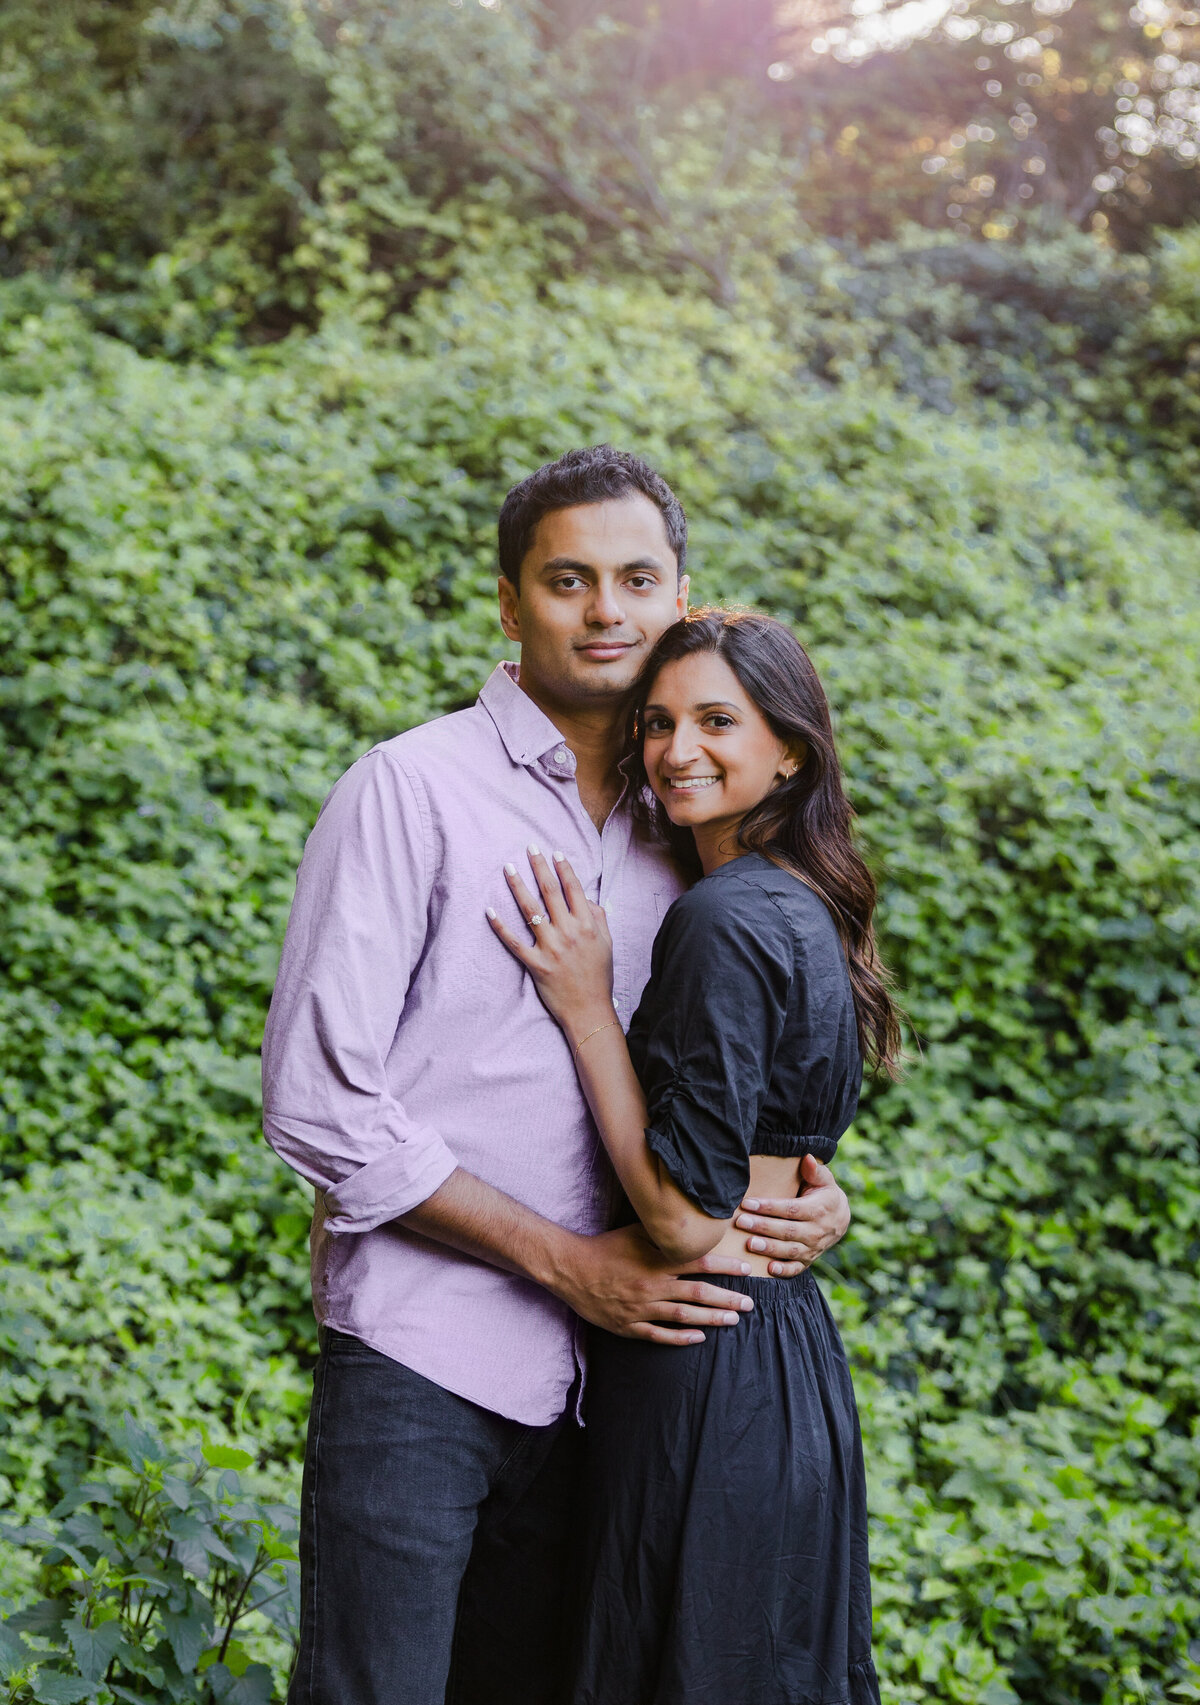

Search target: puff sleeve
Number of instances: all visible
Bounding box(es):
[625,882,794,1220]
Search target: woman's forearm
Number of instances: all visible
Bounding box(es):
[568,1016,729,1264]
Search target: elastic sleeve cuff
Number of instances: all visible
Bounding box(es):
[644,1119,743,1221]
[321,1134,459,1234]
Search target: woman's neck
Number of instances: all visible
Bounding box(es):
[692,822,748,878]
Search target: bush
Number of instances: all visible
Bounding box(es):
[1,257,1198,1701]
[0,1161,311,1576]
[0,1417,298,1703]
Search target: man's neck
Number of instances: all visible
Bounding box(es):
[515,672,625,832]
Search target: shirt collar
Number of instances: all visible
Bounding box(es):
[478,662,570,768]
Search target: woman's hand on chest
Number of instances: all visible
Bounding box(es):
[487,847,616,1041]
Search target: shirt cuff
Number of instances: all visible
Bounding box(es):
[321,1134,459,1234]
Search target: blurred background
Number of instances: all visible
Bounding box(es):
[1,1,1199,1700]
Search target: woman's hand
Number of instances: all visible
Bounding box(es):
[487,847,615,1040]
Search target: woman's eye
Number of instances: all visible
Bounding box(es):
[644,718,671,736]
[706,715,735,730]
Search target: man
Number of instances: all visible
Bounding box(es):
[262,446,851,1705]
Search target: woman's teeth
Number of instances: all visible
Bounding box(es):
[667,776,720,790]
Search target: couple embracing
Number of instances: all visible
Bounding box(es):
[263,445,900,1705]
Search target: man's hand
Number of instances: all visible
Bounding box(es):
[734,1156,850,1278]
[551,1223,754,1346]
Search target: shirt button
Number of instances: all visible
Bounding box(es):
[554,747,569,764]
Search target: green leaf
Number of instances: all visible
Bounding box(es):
[112,1414,167,1471]
[49,1483,116,1520]
[6,1600,70,1638]
[161,1476,195,1511]
[0,1619,30,1680]
[64,1615,126,1682]
[30,1673,98,1705]
[162,1609,210,1674]
[206,1659,274,1704]
[201,1445,254,1472]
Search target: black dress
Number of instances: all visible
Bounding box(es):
[573,853,880,1705]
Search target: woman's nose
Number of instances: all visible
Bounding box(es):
[664,727,701,768]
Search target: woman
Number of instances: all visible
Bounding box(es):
[487,608,900,1705]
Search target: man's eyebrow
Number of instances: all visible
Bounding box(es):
[537,554,670,575]
[538,555,593,575]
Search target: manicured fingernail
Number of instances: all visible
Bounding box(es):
[688,1333,704,1344]
[735,1214,753,1229]
[486,907,497,919]
[742,1199,760,1211]
[527,843,540,856]
[724,1312,740,1325]
[739,1262,751,1274]
[553,850,565,862]
[748,1237,766,1253]
[504,862,517,875]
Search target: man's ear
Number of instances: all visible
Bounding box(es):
[676,573,690,619]
[498,575,521,642]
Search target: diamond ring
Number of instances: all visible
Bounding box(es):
[529,913,545,927]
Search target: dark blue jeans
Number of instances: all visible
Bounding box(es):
[288,1329,583,1705]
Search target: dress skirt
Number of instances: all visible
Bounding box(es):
[573,1272,880,1705]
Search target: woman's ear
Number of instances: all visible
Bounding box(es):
[777,741,806,782]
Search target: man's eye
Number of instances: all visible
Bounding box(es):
[627,575,657,590]
[554,576,586,591]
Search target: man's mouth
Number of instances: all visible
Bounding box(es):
[665,776,721,792]
[576,640,636,660]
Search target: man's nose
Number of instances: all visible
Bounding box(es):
[586,582,625,627]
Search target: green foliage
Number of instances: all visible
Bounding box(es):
[5,0,1199,351]
[0,0,333,350]
[0,1160,311,1559]
[3,5,1200,1698]
[0,1416,298,1702]
[1102,225,1200,509]
[1,256,1199,1700]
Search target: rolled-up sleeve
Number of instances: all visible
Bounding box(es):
[261,749,458,1233]
[629,887,794,1220]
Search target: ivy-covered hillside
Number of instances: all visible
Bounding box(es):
[1,3,1199,1702]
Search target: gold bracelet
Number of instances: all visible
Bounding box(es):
[572,1019,621,1064]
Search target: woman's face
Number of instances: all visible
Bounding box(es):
[642,651,799,862]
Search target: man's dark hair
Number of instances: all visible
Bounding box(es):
[497,445,687,589]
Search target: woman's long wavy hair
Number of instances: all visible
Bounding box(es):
[626,608,903,1079]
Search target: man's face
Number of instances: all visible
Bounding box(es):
[498,495,689,709]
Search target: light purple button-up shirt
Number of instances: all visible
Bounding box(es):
[262,663,685,1425]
